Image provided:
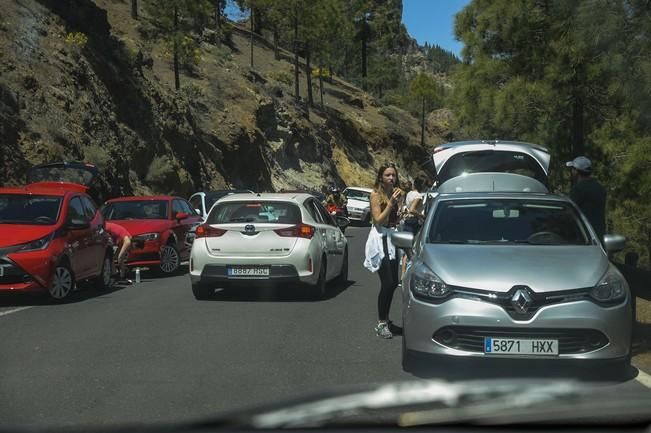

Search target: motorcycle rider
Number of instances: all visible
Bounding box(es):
[324,184,347,214]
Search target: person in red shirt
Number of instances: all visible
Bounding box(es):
[105,222,132,280]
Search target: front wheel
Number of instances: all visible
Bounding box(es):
[49,262,75,301]
[159,244,180,275]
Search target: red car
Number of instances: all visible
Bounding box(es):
[0,162,113,301]
[101,196,202,275]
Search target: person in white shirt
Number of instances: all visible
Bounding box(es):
[401,177,426,278]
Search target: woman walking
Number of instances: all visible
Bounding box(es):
[401,177,426,278]
[364,163,404,338]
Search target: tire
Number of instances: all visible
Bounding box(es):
[310,257,327,300]
[334,248,348,286]
[48,261,75,301]
[159,244,180,275]
[91,250,113,290]
[192,282,213,300]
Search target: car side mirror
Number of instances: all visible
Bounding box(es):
[391,231,414,249]
[335,216,350,228]
[603,234,626,253]
[68,218,90,230]
[175,212,189,221]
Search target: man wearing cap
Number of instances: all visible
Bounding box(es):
[566,156,607,243]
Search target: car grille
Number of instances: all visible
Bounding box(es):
[433,326,609,354]
[447,285,591,321]
[0,259,32,285]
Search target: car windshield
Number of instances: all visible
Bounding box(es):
[208,201,301,224]
[438,151,548,186]
[428,199,591,245]
[102,200,169,220]
[346,189,370,202]
[0,195,62,225]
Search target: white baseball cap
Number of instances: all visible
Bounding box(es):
[566,156,592,173]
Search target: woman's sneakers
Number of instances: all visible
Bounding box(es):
[374,321,393,339]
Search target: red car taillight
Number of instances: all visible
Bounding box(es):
[195,224,226,238]
[274,223,315,239]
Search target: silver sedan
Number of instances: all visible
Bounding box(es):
[393,173,632,368]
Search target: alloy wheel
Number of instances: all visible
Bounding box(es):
[160,245,179,274]
[49,266,74,300]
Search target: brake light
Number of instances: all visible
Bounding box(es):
[195,224,226,238]
[274,223,315,239]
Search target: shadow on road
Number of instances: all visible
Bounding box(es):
[403,353,637,383]
[0,282,131,307]
[633,322,651,357]
[199,280,356,303]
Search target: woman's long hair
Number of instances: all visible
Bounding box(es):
[373,163,400,207]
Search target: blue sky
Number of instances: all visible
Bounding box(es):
[225,0,470,57]
[401,0,470,57]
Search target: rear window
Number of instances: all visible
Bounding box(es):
[438,151,547,186]
[428,199,590,245]
[0,194,62,225]
[208,201,301,224]
[103,200,169,220]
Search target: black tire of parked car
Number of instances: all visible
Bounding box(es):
[334,248,348,286]
[48,260,75,302]
[91,249,114,290]
[311,256,327,300]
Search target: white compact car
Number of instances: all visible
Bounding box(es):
[189,193,349,300]
[342,187,372,224]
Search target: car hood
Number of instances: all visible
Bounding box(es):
[0,225,56,248]
[422,244,609,292]
[107,219,171,236]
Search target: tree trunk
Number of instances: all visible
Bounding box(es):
[250,8,254,69]
[305,47,313,107]
[361,16,367,90]
[131,0,138,19]
[319,73,324,108]
[420,96,426,146]
[378,83,383,99]
[293,12,300,101]
[273,27,279,60]
[215,0,221,32]
[173,6,180,91]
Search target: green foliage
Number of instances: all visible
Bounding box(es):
[451,0,651,265]
[270,70,292,85]
[146,155,175,186]
[64,32,88,47]
[84,145,111,171]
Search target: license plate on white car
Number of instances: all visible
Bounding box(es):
[484,338,559,356]
[227,267,270,277]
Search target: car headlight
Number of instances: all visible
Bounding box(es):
[5,232,55,254]
[135,233,160,241]
[410,261,451,300]
[590,265,627,304]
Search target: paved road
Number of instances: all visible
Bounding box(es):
[1,226,650,428]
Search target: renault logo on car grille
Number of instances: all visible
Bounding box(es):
[244,224,256,235]
[511,287,534,314]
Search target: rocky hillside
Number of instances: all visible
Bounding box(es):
[0,0,446,198]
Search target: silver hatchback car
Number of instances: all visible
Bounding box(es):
[393,173,632,368]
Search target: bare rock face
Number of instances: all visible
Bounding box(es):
[0,0,436,197]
